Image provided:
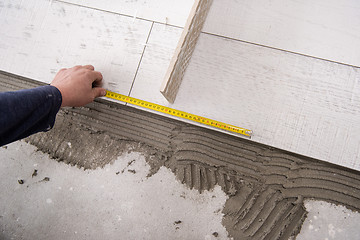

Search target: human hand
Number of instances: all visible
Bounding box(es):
[51,65,106,107]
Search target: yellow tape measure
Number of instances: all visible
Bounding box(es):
[105,90,253,137]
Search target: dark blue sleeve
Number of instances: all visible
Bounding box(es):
[0,85,62,146]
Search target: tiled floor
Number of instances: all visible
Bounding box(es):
[1,0,359,170]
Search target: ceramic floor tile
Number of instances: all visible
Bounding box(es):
[130,33,360,170]
[129,23,182,104]
[0,0,152,95]
[203,0,360,67]
[59,0,194,27]
[1,0,360,171]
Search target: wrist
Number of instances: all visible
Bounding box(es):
[50,84,66,107]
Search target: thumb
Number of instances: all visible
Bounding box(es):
[92,87,107,98]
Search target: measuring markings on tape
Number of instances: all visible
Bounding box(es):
[105,90,253,137]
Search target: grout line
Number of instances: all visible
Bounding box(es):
[201,31,360,69]
[54,2,359,70]
[55,0,183,29]
[127,22,155,100]
[56,0,359,70]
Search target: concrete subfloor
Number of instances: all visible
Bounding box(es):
[0,141,229,240]
[1,141,360,240]
[2,72,360,239]
[1,1,360,238]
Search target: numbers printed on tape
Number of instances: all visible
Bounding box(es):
[105,90,253,137]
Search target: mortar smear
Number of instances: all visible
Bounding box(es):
[2,71,360,239]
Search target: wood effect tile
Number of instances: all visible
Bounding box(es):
[0,0,152,95]
[131,33,360,170]
[59,0,194,27]
[203,0,360,67]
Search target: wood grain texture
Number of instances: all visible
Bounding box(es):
[131,33,360,171]
[59,0,194,27]
[160,0,212,103]
[0,0,152,95]
[3,71,360,240]
[130,23,182,102]
[1,0,360,172]
[203,0,360,67]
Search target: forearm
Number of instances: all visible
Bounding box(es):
[0,65,104,146]
[0,85,62,146]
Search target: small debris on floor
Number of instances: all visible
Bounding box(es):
[127,160,135,166]
[32,169,38,177]
[1,141,230,239]
[116,171,120,175]
[40,177,50,182]
[174,221,181,230]
[128,169,136,174]
[18,179,24,184]
[121,160,136,173]
[212,232,219,237]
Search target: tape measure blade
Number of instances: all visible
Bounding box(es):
[105,91,252,137]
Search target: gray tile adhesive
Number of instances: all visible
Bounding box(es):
[1,71,360,239]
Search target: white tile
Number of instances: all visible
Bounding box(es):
[0,0,152,95]
[2,0,360,171]
[131,33,360,170]
[130,23,182,104]
[203,0,360,67]
[60,0,195,27]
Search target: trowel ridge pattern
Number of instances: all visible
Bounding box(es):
[1,71,360,240]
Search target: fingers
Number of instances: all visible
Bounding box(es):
[78,65,102,81]
[92,70,103,81]
[79,65,103,85]
[73,65,104,89]
[83,65,95,70]
[90,71,103,87]
[68,65,95,71]
[92,87,107,99]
